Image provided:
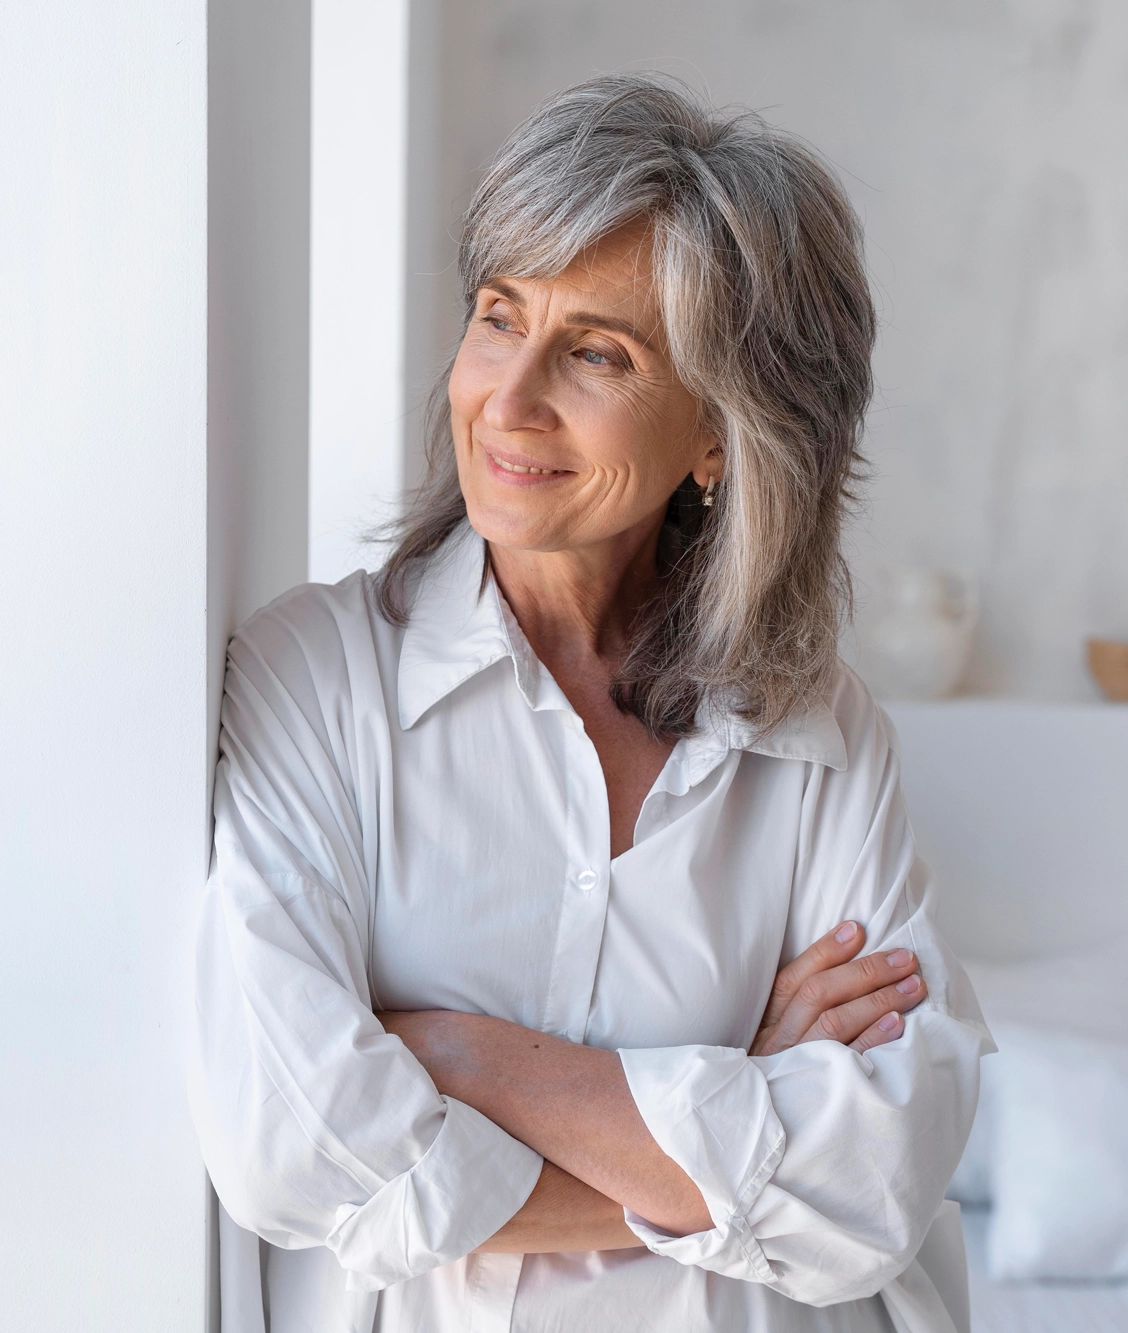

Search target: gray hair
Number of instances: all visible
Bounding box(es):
[375,73,875,737]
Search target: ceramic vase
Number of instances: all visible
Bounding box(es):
[864,567,978,700]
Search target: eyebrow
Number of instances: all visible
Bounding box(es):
[481,280,653,347]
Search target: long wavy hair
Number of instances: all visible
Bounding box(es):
[374,74,875,738]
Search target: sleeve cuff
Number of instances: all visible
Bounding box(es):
[325,1095,542,1290]
[618,1044,785,1280]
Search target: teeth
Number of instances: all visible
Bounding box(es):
[490,453,562,476]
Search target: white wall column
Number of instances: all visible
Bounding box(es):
[0,1,312,1327]
[308,0,410,583]
[208,0,312,687]
[0,4,210,1328]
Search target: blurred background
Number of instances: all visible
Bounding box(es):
[2,2,1126,1329]
[394,0,1128,704]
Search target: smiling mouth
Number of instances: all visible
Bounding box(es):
[488,452,566,476]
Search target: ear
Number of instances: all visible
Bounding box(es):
[690,437,724,491]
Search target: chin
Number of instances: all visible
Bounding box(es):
[464,496,569,553]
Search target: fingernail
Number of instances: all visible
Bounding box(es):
[878,1012,902,1032]
[896,974,922,994]
[886,949,912,968]
[835,921,859,943]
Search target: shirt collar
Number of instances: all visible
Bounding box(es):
[718,699,847,770]
[397,524,538,730]
[395,523,847,772]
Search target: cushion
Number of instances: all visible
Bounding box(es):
[946,943,1128,1208]
[986,1022,1128,1280]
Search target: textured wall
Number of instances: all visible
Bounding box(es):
[419,0,1128,699]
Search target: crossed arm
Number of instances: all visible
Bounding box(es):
[379,920,927,1254]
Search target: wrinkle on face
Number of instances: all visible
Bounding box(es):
[450,223,718,558]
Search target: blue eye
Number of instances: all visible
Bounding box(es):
[580,348,610,365]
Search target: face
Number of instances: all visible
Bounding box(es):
[449,224,719,557]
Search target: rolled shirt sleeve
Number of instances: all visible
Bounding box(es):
[619,676,992,1306]
[188,589,542,1291]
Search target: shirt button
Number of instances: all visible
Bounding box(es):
[576,868,598,891]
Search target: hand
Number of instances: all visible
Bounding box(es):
[751,921,927,1057]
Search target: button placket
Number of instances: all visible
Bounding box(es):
[465,1253,525,1333]
[540,710,613,1045]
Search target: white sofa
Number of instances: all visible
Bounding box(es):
[886,700,1128,1333]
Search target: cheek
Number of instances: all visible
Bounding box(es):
[578,390,695,497]
[447,341,485,436]
[570,385,650,464]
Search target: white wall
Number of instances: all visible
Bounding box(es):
[886,701,1128,961]
[210,0,312,632]
[422,0,1128,701]
[207,8,313,1320]
[404,0,446,489]
[0,1,313,1327]
[308,0,410,584]
[0,3,209,1327]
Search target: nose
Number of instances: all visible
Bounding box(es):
[481,346,559,435]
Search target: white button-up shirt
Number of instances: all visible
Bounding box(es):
[189,525,990,1333]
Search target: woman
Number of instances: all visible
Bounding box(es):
[190,75,989,1333]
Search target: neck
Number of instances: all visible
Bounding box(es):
[487,515,664,667]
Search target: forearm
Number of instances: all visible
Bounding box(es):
[381,1011,711,1236]
[476,1161,644,1253]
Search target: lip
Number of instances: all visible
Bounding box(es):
[480,444,573,486]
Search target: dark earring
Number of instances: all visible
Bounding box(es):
[702,476,716,508]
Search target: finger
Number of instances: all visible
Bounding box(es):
[801,972,928,1048]
[771,950,920,1050]
[759,921,867,1028]
[850,1010,904,1053]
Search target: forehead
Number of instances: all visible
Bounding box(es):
[490,223,659,322]
[562,222,654,294]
